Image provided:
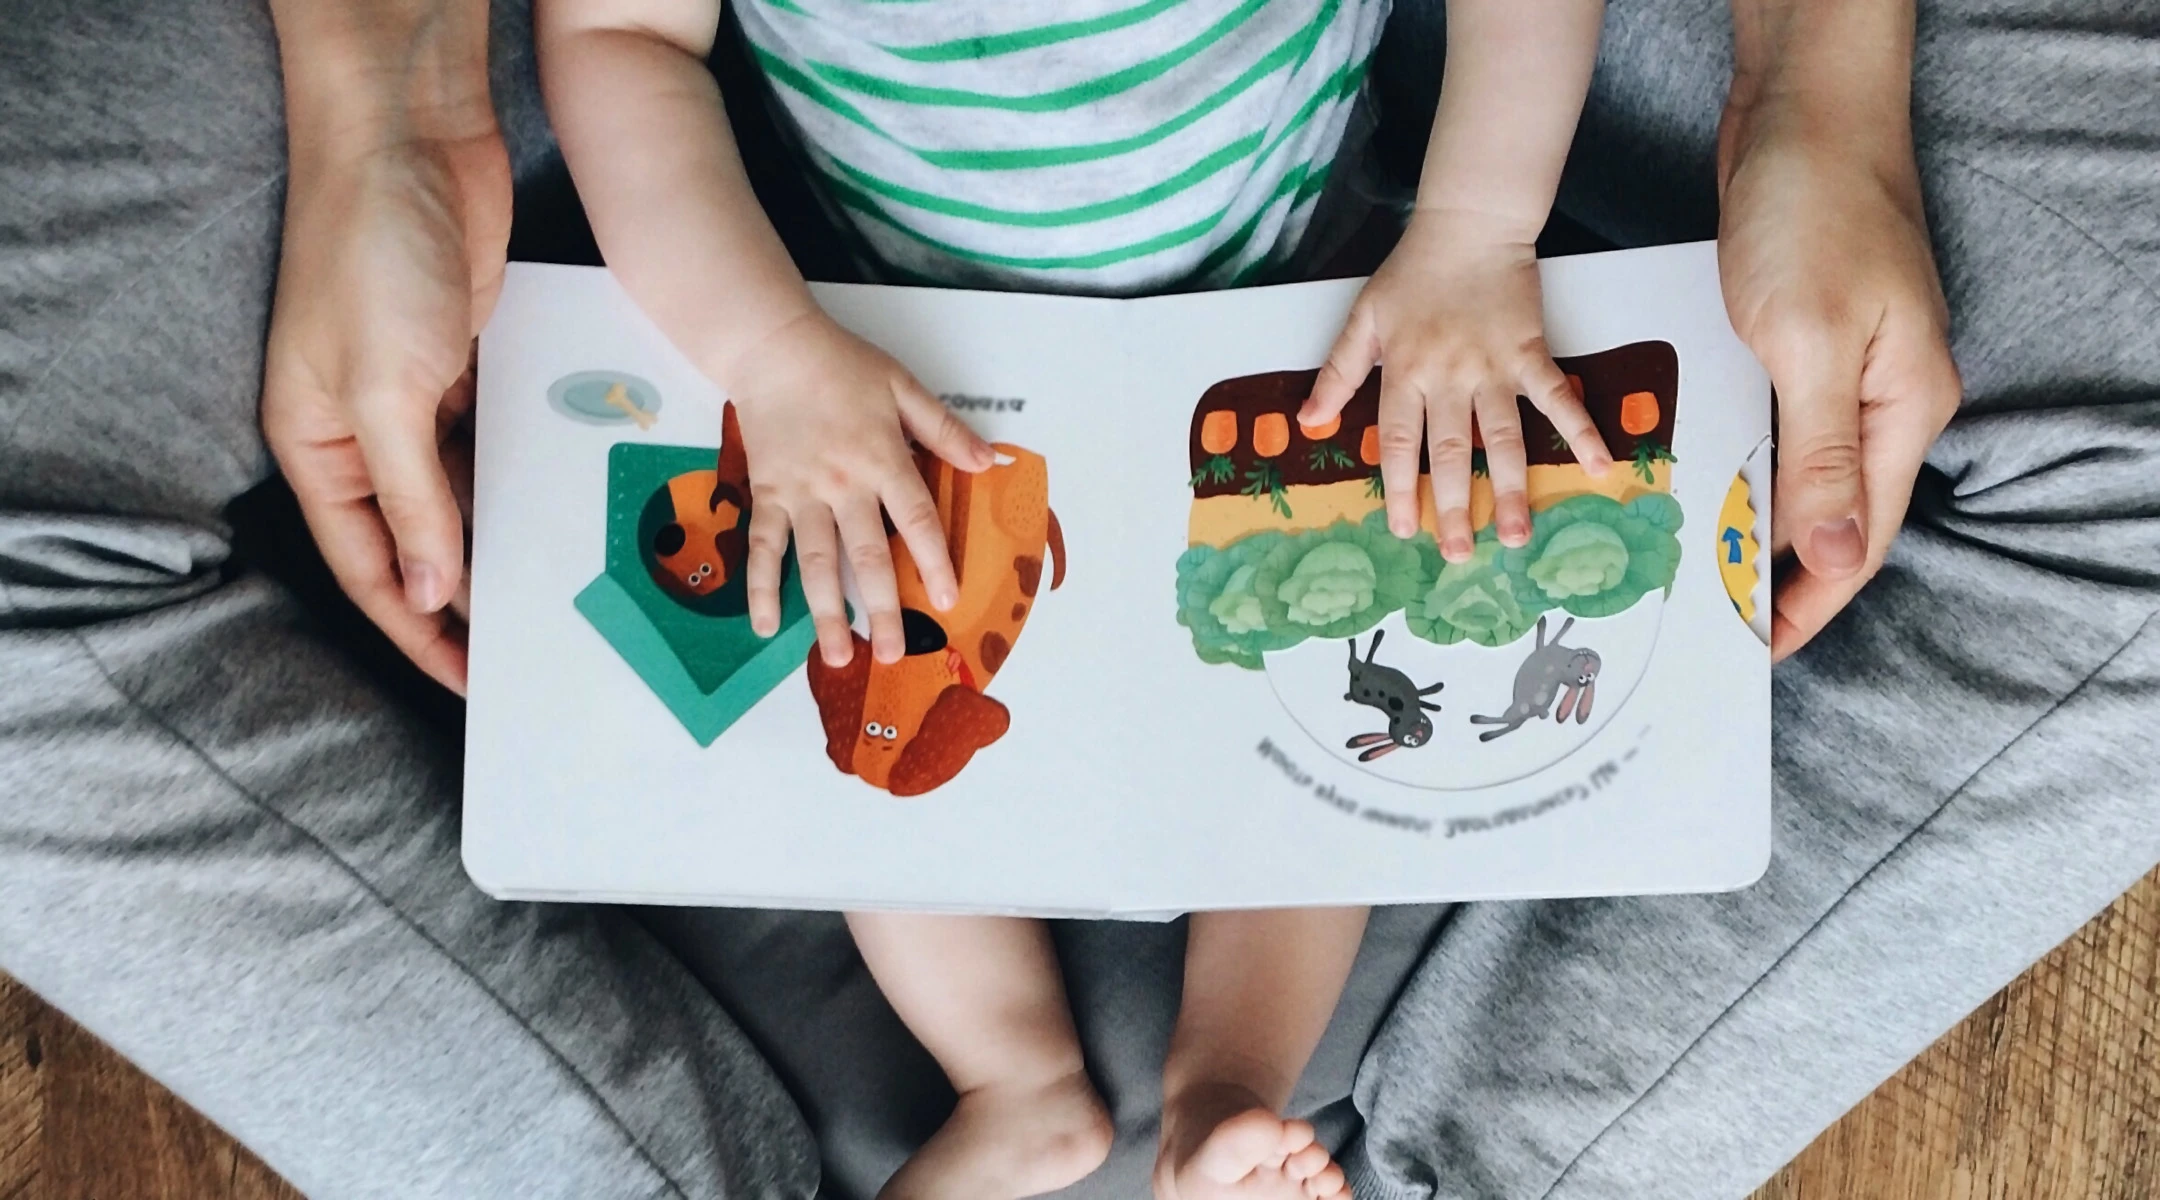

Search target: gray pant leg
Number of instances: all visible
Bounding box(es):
[0,2,815,1196]
[1347,3,2160,1198]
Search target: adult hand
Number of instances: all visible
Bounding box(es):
[1716,78,1962,663]
[262,42,510,694]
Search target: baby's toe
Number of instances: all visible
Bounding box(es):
[1304,1162,1348,1198]
[1285,1144,1332,1181]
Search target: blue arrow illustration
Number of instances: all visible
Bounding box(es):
[1722,527,1745,563]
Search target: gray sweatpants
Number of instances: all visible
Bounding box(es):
[3,2,2156,1199]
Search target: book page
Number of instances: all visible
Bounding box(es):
[464,243,1770,913]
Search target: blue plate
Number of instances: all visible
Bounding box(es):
[548,371,661,425]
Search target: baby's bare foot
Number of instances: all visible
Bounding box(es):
[1154,1083,1349,1200]
[878,1067,1113,1200]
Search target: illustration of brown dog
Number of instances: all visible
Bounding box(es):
[805,445,1065,796]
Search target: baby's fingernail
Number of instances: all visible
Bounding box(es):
[402,560,444,612]
[1390,515,1414,538]
[935,585,958,610]
[1810,518,1865,573]
[752,614,776,638]
[1444,535,1473,561]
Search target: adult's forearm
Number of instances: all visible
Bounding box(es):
[1728,0,1917,172]
[268,0,495,167]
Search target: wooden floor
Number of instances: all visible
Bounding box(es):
[4,871,2156,1200]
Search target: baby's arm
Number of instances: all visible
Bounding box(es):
[536,0,992,666]
[1302,0,1611,563]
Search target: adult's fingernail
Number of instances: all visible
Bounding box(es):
[935,584,958,610]
[403,561,444,612]
[1809,518,1865,573]
[1390,514,1414,538]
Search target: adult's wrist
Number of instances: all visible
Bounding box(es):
[1729,0,1915,146]
[271,0,494,173]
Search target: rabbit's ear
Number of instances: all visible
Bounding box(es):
[1575,681,1595,723]
[1358,741,1398,762]
[1345,732,1391,749]
[1555,684,1579,723]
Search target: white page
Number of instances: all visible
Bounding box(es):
[465,243,1771,914]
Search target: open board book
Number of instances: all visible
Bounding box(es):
[466,241,1771,916]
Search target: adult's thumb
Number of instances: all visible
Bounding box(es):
[1770,336,1870,579]
[353,394,466,613]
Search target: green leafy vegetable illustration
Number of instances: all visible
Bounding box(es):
[1175,515,1430,669]
[1504,492,1684,619]
[1405,534,1548,648]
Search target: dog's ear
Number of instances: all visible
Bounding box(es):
[804,635,873,775]
[887,687,1010,796]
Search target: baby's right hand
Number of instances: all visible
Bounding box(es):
[727,311,995,668]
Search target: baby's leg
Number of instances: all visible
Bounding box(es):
[1156,908,1371,1200]
[849,913,1113,1200]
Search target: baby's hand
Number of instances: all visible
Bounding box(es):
[1300,211,1611,563]
[728,311,994,667]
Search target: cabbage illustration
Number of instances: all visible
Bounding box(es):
[1526,523,1629,598]
[1207,563,1268,634]
[1405,535,1549,647]
[1176,536,1305,670]
[1506,492,1684,619]
[1251,515,1429,641]
[1276,542,1378,626]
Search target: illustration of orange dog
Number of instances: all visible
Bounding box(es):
[805,445,1065,796]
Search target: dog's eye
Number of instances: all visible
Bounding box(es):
[882,725,898,740]
[864,721,880,736]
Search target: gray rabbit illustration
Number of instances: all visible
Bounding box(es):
[1343,629,1445,761]
[1469,616,1602,742]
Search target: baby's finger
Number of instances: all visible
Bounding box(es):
[745,491,790,638]
[1425,385,1478,562]
[895,376,995,472]
[882,464,959,613]
[791,503,854,667]
[1473,385,1532,547]
[1375,368,1426,539]
[834,497,905,665]
[1302,301,1379,426]
[1521,353,1612,474]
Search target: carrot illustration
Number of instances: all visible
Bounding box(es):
[1252,413,1290,459]
[1621,391,1660,435]
[1200,410,1238,455]
[1298,413,1340,441]
[1359,425,1380,466]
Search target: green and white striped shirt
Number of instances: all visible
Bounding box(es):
[735,0,1389,295]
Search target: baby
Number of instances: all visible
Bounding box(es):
[536,1,1611,1196]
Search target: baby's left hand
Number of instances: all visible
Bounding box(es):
[1300,210,1612,563]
